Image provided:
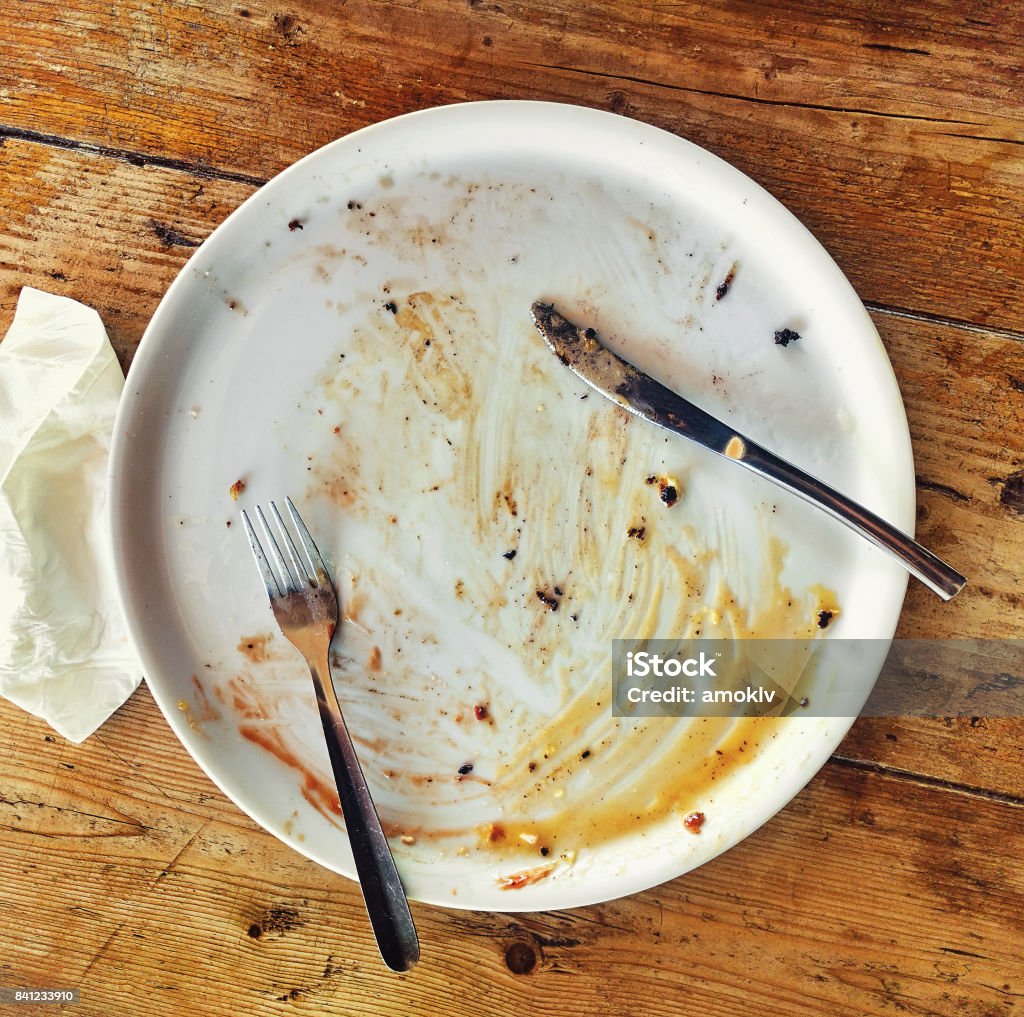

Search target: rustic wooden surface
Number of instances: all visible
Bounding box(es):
[1,2,1022,1014]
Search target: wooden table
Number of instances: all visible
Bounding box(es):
[2,3,1022,1014]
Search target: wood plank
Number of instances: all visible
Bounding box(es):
[838,717,1024,803]
[1,2,1024,331]
[882,308,1024,640]
[0,693,1020,1016]
[1,137,1022,795]
[0,137,248,369]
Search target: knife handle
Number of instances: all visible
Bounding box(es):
[734,440,966,601]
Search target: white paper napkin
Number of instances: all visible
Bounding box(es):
[0,287,142,742]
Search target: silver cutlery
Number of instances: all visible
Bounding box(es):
[531,301,966,601]
[241,497,420,972]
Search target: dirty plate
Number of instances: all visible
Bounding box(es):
[109,101,913,911]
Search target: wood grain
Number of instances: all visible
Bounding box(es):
[1,692,1021,1017]
[2,1,1024,332]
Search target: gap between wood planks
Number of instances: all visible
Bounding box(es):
[0,123,267,188]
[829,754,1024,809]
[521,58,1024,150]
[866,302,1024,345]
[521,61,987,128]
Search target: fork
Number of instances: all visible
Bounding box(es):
[241,497,420,973]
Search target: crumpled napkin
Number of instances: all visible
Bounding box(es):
[0,287,142,742]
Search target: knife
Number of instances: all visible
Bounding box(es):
[530,301,966,601]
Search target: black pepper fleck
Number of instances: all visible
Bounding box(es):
[774,328,800,347]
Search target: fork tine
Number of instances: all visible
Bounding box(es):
[270,501,312,586]
[285,496,328,580]
[241,508,283,598]
[255,504,298,592]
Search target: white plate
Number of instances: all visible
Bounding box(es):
[109,101,913,911]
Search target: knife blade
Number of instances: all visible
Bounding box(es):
[530,301,966,601]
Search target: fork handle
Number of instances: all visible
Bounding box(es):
[310,660,420,972]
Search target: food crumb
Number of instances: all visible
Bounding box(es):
[384,300,398,314]
[715,262,737,300]
[238,634,272,663]
[684,810,705,833]
[400,834,416,845]
[502,549,517,560]
[647,474,681,506]
[474,703,489,721]
[457,762,473,776]
[816,609,834,629]
[627,525,646,540]
[536,589,559,612]
[367,646,382,671]
[287,218,304,231]
[229,478,246,500]
[774,327,800,347]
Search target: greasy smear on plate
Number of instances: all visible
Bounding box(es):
[497,863,556,890]
[177,674,222,734]
[224,281,841,866]
[222,674,342,821]
[237,633,275,664]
